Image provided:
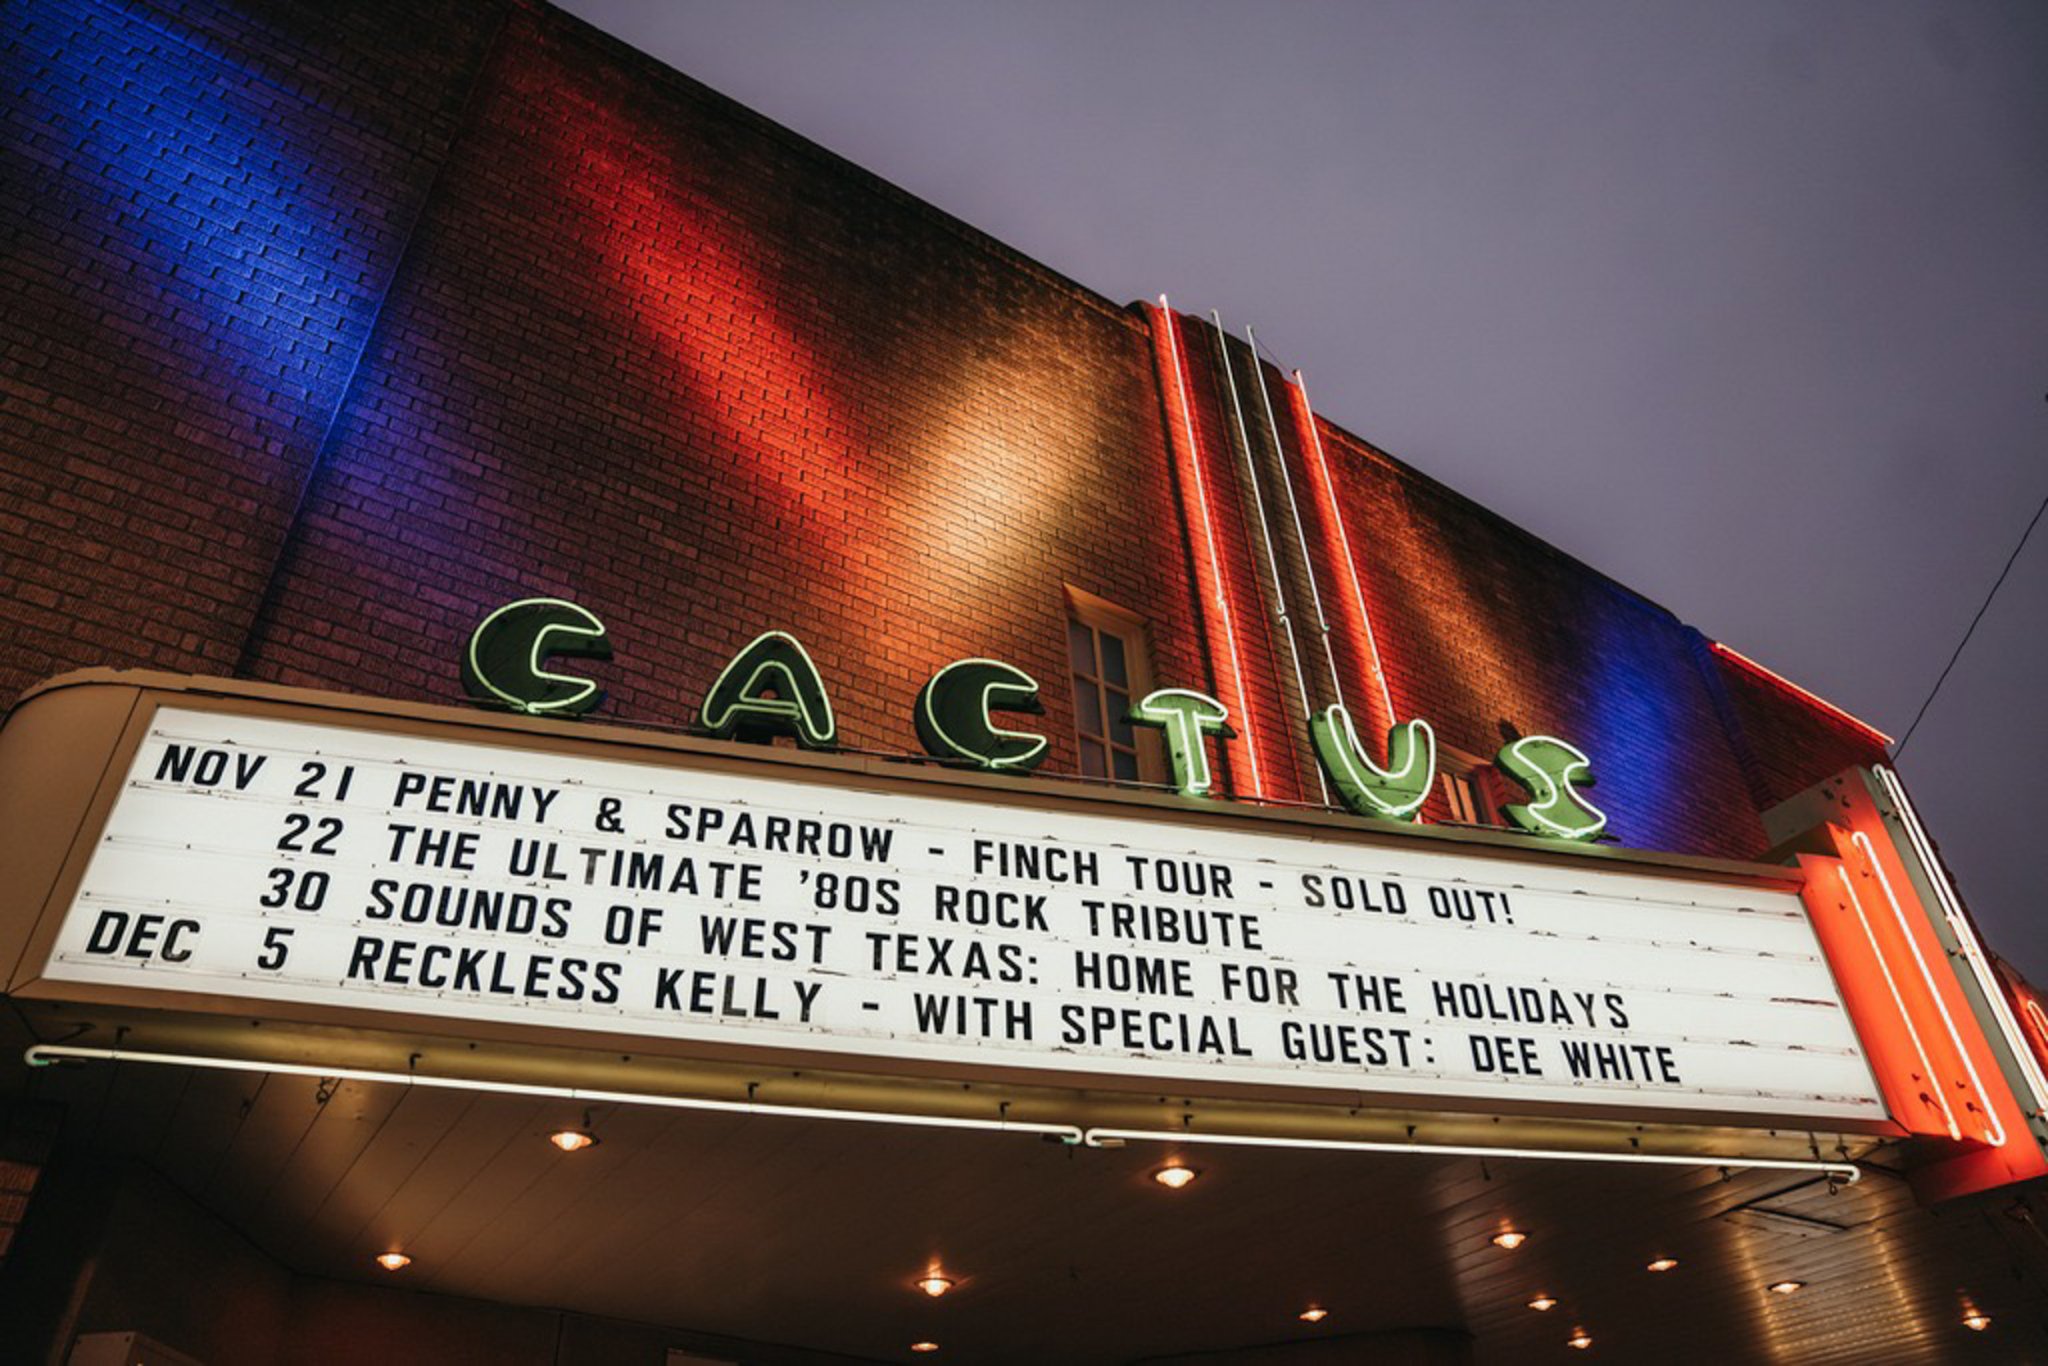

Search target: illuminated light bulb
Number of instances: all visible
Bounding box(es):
[374,1252,411,1272]
[1646,1257,1679,1273]
[1566,1328,1593,1350]
[910,1344,939,1355]
[549,1129,598,1153]
[1153,1163,1198,1189]
[1298,1307,1329,1323]
[1962,1310,1991,1332]
[1528,1295,1559,1312]
[916,1275,954,1299]
[1491,1230,1528,1250]
[1768,1280,1804,1296]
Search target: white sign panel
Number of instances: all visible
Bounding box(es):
[43,708,1885,1124]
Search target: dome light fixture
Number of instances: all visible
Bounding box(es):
[375,1252,412,1272]
[1298,1307,1329,1323]
[1153,1163,1198,1190]
[910,1343,939,1355]
[1566,1328,1593,1350]
[1768,1280,1805,1296]
[916,1274,955,1299]
[1491,1230,1528,1250]
[1527,1295,1559,1312]
[1646,1257,1678,1273]
[1962,1308,1991,1332]
[549,1128,599,1153]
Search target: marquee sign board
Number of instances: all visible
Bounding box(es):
[24,702,1887,1129]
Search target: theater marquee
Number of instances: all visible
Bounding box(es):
[21,695,1887,1130]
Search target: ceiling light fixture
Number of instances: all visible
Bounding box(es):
[1298,1307,1329,1323]
[1567,1328,1593,1350]
[1491,1230,1528,1250]
[1528,1295,1558,1312]
[1646,1257,1678,1273]
[549,1128,598,1153]
[374,1252,412,1272]
[1768,1280,1805,1296]
[1962,1309,1991,1332]
[1153,1163,1198,1189]
[909,1344,939,1355]
[916,1274,954,1299]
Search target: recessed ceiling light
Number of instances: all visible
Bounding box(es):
[916,1274,955,1299]
[1491,1230,1528,1250]
[910,1343,939,1355]
[1298,1307,1329,1323]
[1567,1328,1593,1350]
[1153,1163,1198,1189]
[1768,1280,1805,1296]
[374,1252,412,1272]
[549,1129,598,1153]
[1646,1257,1679,1273]
[1528,1295,1559,1312]
[1962,1310,1991,1332]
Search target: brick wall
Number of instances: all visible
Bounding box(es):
[0,0,1880,862]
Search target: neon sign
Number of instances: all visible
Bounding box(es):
[462,600,1608,841]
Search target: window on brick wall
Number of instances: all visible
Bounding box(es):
[1065,587,1162,785]
[1437,744,1503,827]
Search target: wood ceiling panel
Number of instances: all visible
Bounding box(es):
[236,1076,412,1255]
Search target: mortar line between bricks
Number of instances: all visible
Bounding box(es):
[230,0,517,682]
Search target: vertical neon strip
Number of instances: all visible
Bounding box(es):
[1290,369,1398,740]
[1244,326,1345,720]
[1156,298,1265,800]
[1850,828,2002,1146]
[2024,997,2048,1055]
[1211,311,1326,806]
[1835,862,1963,1141]
[1873,765,2048,1120]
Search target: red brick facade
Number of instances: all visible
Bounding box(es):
[1,0,1887,863]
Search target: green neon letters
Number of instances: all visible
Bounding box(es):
[700,630,838,749]
[456,602,1621,843]
[1496,735,1607,842]
[1126,689,1235,798]
[461,597,612,716]
[1310,705,1436,822]
[915,658,1049,772]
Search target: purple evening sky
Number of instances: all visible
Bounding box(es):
[558,1,2048,973]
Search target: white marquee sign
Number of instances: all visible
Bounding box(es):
[42,708,1884,1126]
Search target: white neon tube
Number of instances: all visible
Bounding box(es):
[1834,863,1961,1141]
[1082,1127,1861,1185]
[21,1045,1862,1185]
[1850,828,2004,1147]
[1244,326,1345,721]
[1875,764,2048,1120]
[1211,310,1328,806]
[23,1044,1086,1143]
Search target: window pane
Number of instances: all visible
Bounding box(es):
[1112,748,1139,782]
[1072,679,1102,737]
[1100,632,1128,688]
[1108,700,1135,749]
[1080,741,1107,777]
[1068,620,1095,676]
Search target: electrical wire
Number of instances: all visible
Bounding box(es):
[1892,482,2048,760]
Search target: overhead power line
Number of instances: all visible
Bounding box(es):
[1892,479,2048,761]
